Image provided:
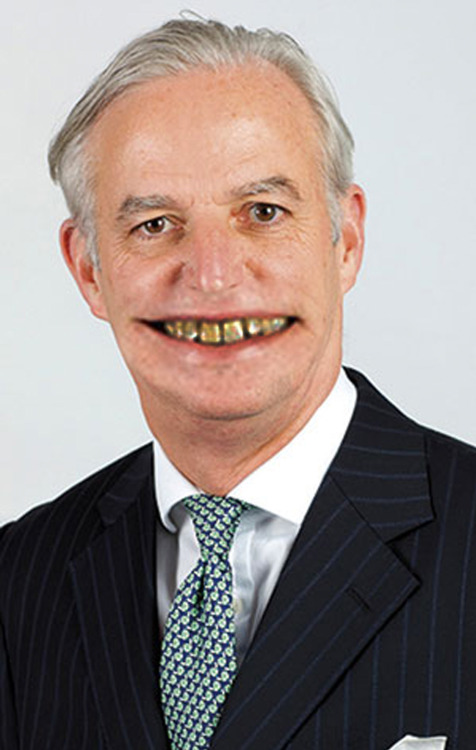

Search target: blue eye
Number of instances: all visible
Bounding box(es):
[250,203,283,223]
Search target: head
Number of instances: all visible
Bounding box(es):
[51,17,365,454]
[48,17,355,264]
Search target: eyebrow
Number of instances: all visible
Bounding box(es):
[229,175,303,202]
[116,194,179,224]
[115,174,303,224]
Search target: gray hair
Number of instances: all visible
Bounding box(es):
[48,16,355,263]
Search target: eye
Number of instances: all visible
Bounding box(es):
[137,215,174,236]
[249,203,284,224]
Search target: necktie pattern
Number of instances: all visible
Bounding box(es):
[160,493,250,750]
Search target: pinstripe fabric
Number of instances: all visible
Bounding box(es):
[0,446,167,749]
[1,370,476,749]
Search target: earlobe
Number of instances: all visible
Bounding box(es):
[59,219,108,320]
[338,184,366,294]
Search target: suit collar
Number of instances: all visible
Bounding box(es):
[336,368,433,541]
[96,444,153,527]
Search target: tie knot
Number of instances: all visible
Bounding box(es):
[183,493,249,561]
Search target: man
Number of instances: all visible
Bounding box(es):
[1,17,475,750]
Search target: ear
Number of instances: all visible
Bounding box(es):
[337,184,366,295]
[60,219,109,321]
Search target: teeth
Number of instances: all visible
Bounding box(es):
[261,317,288,335]
[199,321,222,344]
[245,318,264,336]
[223,319,245,344]
[183,321,199,340]
[164,321,184,338]
[161,316,291,345]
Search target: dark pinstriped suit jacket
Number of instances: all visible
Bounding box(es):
[1,369,476,749]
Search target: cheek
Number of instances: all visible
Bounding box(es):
[98,256,162,318]
[298,250,343,327]
[276,238,338,296]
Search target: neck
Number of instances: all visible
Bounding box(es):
[141,366,340,496]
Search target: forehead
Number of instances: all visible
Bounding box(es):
[87,62,323,201]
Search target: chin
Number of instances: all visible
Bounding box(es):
[141,375,283,425]
[176,392,270,423]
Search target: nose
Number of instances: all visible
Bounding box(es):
[181,224,245,294]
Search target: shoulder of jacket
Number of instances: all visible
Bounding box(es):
[0,443,153,557]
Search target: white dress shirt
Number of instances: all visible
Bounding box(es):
[154,369,357,663]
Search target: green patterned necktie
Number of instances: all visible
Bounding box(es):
[159,493,250,750]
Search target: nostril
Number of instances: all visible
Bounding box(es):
[200,274,226,293]
[170,261,187,285]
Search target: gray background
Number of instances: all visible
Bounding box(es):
[2,0,475,523]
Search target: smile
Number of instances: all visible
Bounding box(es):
[148,316,294,346]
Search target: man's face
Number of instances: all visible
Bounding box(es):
[63,62,364,434]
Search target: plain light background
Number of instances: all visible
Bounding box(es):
[2,0,475,524]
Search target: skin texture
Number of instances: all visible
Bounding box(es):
[61,61,365,494]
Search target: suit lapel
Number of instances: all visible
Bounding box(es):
[69,447,169,750]
[213,370,434,750]
[332,369,433,543]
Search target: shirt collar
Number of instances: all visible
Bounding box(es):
[153,369,357,531]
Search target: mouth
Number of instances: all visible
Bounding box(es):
[145,315,295,346]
